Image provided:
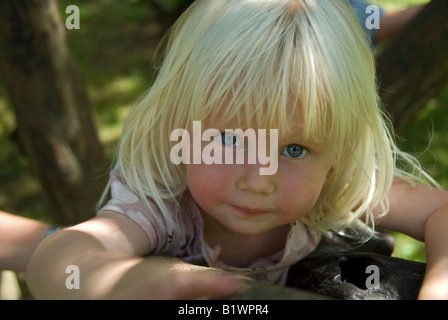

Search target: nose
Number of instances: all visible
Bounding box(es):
[236,163,276,195]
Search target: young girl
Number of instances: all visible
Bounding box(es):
[26,0,448,299]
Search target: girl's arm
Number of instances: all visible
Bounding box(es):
[26,211,243,299]
[0,211,51,272]
[378,178,448,299]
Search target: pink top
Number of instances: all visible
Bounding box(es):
[99,169,318,285]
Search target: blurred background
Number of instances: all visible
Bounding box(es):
[0,0,446,298]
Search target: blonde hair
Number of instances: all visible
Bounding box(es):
[109,0,434,240]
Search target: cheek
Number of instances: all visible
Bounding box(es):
[277,167,329,221]
[186,164,234,210]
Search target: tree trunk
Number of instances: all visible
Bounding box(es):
[0,0,107,225]
[376,0,448,131]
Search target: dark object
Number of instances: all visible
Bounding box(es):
[230,232,425,300]
[286,233,426,300]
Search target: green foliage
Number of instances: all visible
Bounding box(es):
[370,0,430,9]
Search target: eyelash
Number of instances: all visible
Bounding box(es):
[219,133,308,159]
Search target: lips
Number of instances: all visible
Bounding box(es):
[230,204,270,217]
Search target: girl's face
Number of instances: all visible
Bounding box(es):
[186,117,334,238]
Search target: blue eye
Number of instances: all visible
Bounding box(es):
[220,133,244,147]
[282,144,307,159]
[221,133,236,146]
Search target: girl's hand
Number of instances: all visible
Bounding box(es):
[106,257,247,300]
